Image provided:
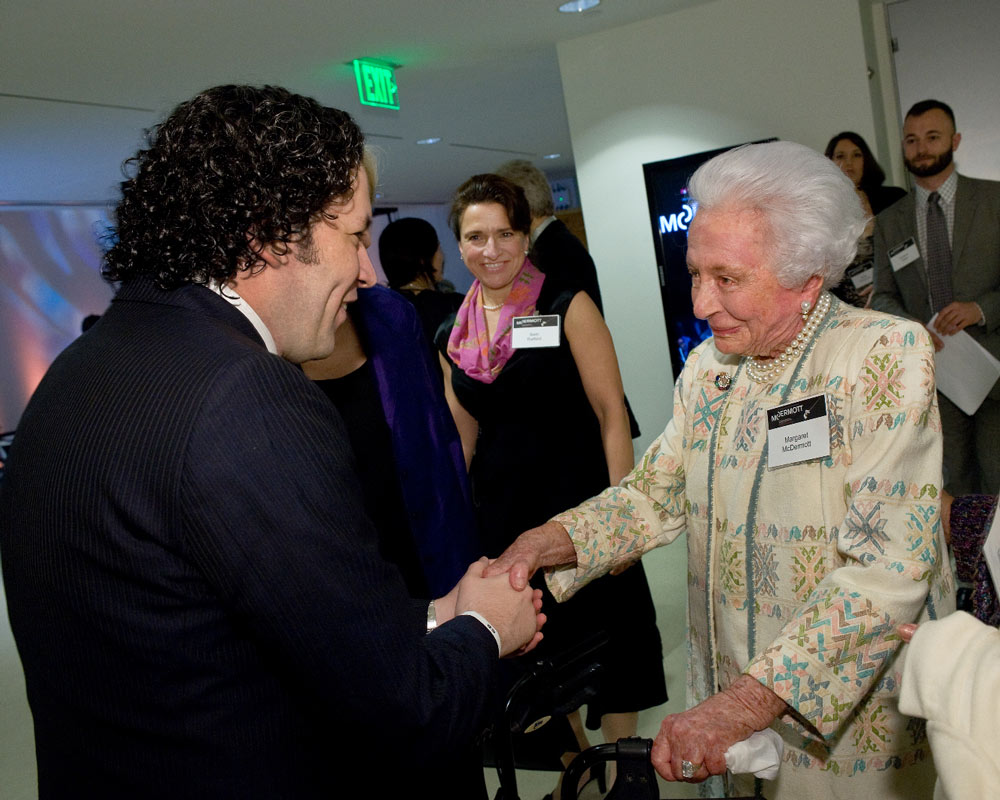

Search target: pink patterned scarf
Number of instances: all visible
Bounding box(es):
[447,259,545,384]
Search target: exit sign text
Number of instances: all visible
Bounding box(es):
[353,59,399,110]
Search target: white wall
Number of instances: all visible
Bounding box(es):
[888,0,1000,182]
[557,0,880,450]
[0,580,36,800]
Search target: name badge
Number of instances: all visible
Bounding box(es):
[848,260,874,289]
[512,315,560,349]
[766,393,831,469]
[888,238,920,272]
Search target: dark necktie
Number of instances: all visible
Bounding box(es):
[925,191,953,313]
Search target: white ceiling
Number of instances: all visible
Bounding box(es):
[1,0,702,207]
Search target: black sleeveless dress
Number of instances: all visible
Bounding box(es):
[441,280,667,728]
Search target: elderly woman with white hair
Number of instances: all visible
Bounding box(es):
[487,141,955,799]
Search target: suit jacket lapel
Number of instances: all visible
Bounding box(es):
[889,195,932,318]
[951,175,976,269]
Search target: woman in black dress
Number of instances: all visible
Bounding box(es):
[438,174,666,791]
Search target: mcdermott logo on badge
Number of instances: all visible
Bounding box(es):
[511,314,560,349]
[766,393,831,469]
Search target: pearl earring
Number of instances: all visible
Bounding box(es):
[801,300,811,321]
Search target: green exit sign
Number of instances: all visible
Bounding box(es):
[353,59,399,110]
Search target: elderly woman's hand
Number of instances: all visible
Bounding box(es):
[940,489,954,546]
[482,521,577,590]
[650,675,787,782]
[898,623,919,643]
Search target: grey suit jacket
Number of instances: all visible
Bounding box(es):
[872,174,1000,398]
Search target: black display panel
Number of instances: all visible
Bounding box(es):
[642,139,774,377]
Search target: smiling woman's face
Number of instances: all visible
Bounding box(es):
[457,202,528,296]
[686,206,817,359]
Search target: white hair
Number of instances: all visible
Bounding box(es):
[687,141,868,288]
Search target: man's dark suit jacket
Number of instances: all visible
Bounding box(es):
[530,218,641,437]
[530,218,604,314]
[0,278,498,798]
[873,174,1000,400]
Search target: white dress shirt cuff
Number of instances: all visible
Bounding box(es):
[460,611,501,655]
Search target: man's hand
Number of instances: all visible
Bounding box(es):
[434,579,461,627]
[650,675,787,783]
[453,558,546,657]
[934,301,983,336]
[482,521,577,590]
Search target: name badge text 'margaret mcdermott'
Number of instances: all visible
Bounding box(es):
[766,393,831,469]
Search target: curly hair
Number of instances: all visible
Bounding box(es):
[102,84,365,289]
[448,174,531,241]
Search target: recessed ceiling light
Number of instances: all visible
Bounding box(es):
[416,137,441,145]
[558,0,600,13]
[542,153,561,160]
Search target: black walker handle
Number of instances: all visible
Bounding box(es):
[560,737,658,800]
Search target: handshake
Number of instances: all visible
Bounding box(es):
[435,521,579,656]
[434,557,546,657]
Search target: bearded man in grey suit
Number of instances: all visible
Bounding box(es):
[872,99,1000,495]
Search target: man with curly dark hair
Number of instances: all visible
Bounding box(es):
[0,85,542,799]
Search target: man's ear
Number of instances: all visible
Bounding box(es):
[247,233,289,270]
[952,132,962,152]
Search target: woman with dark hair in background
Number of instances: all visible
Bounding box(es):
[438,173,666,795]
[379,216,463,347]
[824,131,907,306]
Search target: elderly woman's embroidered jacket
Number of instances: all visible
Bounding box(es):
[548,296,955,799]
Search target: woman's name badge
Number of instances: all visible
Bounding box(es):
[889,237,920,272]
[766,393,831,469]
[511,315,560,349]
[849,259,875,289]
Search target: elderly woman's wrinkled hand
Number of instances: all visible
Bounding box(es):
[898,622,919,643]
[940,489,954,545]
[482,521,577,590]
[651,675,787,783]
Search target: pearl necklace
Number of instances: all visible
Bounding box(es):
[744,293,830,384]
[482,300,503,312]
